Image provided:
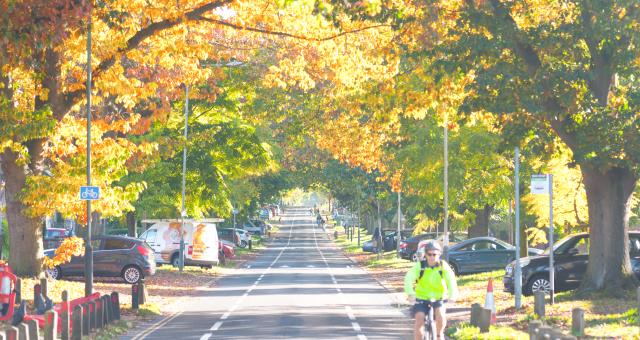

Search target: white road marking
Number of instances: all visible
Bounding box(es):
[131,310,183,340]
[313,220,368,340]
[206,216,294,336]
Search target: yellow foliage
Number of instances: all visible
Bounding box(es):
[43,237,85,269]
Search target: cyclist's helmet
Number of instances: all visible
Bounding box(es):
[423,240,442,253]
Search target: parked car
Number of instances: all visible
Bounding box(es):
[504,232,640,295]
[242,220,268,235]
[45,235,155,284]
[399,232,466,261]
[362,230,414,253]
[139,219,221,267]
[422,237,543,275]
[218,240,235,265]
[230,228,252,248]
[43,228,73,249]
[218,228,241,246]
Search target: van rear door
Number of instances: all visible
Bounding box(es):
[191,223,219,264]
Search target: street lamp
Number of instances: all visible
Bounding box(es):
[84,10,94,297]
[443,112,449,259]
[179,85,189,272]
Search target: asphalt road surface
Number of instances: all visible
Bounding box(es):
[124,207,413,339]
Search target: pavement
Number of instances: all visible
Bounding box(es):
[122,207,413,339]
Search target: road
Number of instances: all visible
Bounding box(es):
[124,207,413,339]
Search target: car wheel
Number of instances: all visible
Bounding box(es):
[122,265,143,284]
[411,252,420,262]
[525,274,551,295]
[46,266,62,280]
[240,240,248,248]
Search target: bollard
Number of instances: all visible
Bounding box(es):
[111,292,121,321]
[138,279,147,305]
[132,284,139,309]
[81,303,90,336]
[43,310,58,340]
[15,278,21,304]
[72,305,83,340]
[470,303,482,327]
[537,326,553,339]
[95,298,103,329]
[33,284,41,307]
[334,230,338,239]
[571,308,585,336]
[17,323,27,340]
[61,290,70,340]
[39,278,48,300]
[477,307,492,333]
[87,300,96,332]
[6,327,17,340]
[528,320,543,340]
[103,295,111,325]
[534,291,546,319]
[248,239,252,250]
[26,319,38,340]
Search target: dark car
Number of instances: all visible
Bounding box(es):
[218,228,241,246]
[43,228,73,249]
[399,232,466,261]
[437,237,543,275]
[44,235,155,284]
[503,232,640,295]
[363,230,414,253]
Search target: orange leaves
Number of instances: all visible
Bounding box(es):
[43,237,85,269]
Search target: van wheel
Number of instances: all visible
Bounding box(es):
[240,240,248,248]
[122,265,143,284]
[171,253,180,267]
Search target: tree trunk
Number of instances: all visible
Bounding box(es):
[126,211,136,237]
[0,150,44,277]
[579,166,638,294]
[468,204,493,239]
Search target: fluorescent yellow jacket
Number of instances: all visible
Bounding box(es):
[404,260,458,300]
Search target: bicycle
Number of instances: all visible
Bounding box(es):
[415,298,447,340]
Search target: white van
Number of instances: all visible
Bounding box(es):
[139,219,222,267]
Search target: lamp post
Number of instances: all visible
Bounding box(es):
[179,85,189,272]
[84,11,94,297]
[396,191,401,258]
[443,112,449,258]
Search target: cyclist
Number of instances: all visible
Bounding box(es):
[404,240,458,340]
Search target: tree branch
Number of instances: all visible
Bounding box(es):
[63,0,234,112]
[195,15,391,42]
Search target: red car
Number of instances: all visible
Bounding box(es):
[218,240,235,265]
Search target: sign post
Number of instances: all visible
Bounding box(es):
[514,147,522,309]
[531,174,554,304]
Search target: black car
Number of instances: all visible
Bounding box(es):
[399,232,466,261]
[503,232,640,295]
[45,235,156,284]
[362,230,413,253]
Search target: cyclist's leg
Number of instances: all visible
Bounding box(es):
[413,311,426,340]
[434,305,447,339]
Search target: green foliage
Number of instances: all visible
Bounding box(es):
[446,322,529,339]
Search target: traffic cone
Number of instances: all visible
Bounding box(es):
[484,278,497,324]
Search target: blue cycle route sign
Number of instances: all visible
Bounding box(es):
[79,186,100,201]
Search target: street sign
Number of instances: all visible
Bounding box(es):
[232,209,238,215]
[530,174,550,194]
[79,186,100,200]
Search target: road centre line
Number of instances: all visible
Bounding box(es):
[131,310,183,340]
[313,222,368,340]
[199,333,212,340]
[205,216,294,335]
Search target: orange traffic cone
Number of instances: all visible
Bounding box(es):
[484,278,497,324]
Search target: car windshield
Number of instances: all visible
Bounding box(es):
[542,234,580,254]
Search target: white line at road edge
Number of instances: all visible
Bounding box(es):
[130,310,183,340]
[205,213,295,335]
[313,222,368,340]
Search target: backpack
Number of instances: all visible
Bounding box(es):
[418,260,444,281]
